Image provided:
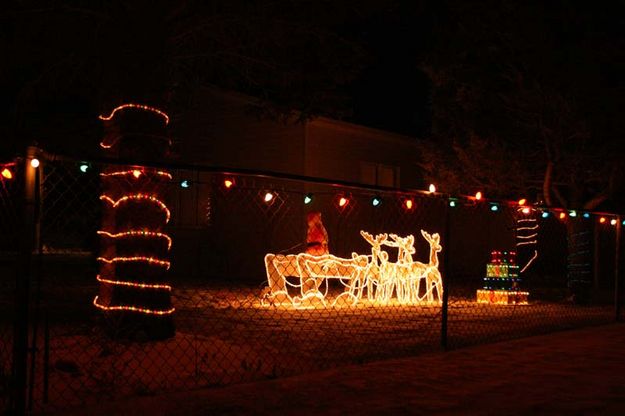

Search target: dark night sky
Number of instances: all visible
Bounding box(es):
[347,1,433,137]
[1,1,623,157]
[1,0,435,159]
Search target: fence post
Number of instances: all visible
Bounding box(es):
[27,153,43,411]
[615,216,621,322]
[440,201,450,350]
[11,147,39,415]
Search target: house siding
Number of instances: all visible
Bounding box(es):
[304,118,421,188]
[175,88,306,175]
[169,88,425,281]
[176,88,422,188]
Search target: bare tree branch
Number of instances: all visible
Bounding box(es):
[543,160,554,207]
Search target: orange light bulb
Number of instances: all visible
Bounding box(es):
[264,192,274,203]
[475,191,482,201]
[405,199,413,210]
[1,168,12,180]
[339,197,349,207]
[224,179,234,189]
[518,198,526,206]
[132,170,142,178]
[599,217,607,224]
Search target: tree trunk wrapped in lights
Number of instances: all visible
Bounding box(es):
[515,206,538,275]
[95,104,175,340]
[566,218,593,304]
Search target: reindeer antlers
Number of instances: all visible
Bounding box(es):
[386,234,416,253]
[421,230,440,241]
[360,230,373,241]
[360,230,388,246]
[420,229,441,252]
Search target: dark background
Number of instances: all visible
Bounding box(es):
[2,1,623,211]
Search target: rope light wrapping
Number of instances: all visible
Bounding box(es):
[516,206,539,274]
[96,104,175,340]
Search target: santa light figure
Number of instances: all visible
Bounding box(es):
[305,211,329,256]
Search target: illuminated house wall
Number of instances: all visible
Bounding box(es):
[168,87,427,280]
[175,87,307,174]
[304,118,421,189]
[175,87,422,188]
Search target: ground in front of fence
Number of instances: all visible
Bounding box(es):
[27,284,615,413]
[48,323,625,416]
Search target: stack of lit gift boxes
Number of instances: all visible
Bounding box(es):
[477,250,529,305]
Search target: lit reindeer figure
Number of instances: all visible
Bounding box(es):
[359,231,391,302]
[379,231,443,304]
[386,234,426,304]
[263,229,443,308]
[420,230,443,303]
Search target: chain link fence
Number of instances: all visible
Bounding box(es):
[0,158,23,413]
[4,151,623,413]
[445,202,619,349]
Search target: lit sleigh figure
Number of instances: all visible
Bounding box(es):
[263,220,443,309]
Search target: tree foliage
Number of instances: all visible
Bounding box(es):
[419,0,625,211]
[1,0,394,157]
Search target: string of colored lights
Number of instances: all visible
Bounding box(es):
[97,230,172,250]
[96,275,172,291]
[100,194,171,223]
[100,169,173,180]
[223,182,622,226]
[93,296,175,315]
[99,103,170,125]
[65,164,625,225]
[98,104,171,148]
[97,256,171,269]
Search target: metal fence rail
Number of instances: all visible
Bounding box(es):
[4,150,622,413]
